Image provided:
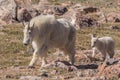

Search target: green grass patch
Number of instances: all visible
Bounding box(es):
[0,24,30,67]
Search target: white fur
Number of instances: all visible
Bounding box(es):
[23,15,76,68]
[91,34,115,60]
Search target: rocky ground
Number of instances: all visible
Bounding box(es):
[0,50,120,80]
[0,0,120,29]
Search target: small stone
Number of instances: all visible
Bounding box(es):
[40,72,48,77]
[106,58,119,65]
[4,75,12,79]
[67,66,78,72]
[77,72,84,77]
[51,70,58,75]
[28,66,35,69]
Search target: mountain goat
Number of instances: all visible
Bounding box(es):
[90,34,115,61]
[22,15,76,68]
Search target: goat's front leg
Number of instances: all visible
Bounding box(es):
[28,50,39,68]
[92,47,96,58]
[100,50,106,61]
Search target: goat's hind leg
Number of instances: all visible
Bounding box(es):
[68,53,75,65]
[40,52,47,67]
[108,49,115,59]
[39,45,48,68]
[100,50,106,61]
[64,48,75,65]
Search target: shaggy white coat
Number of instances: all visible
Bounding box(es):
[23,15,76,68]
[91,34,115,60]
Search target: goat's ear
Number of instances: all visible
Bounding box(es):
[28,22,30,27]
[31,23,35,28]
[22,21,27,27]
[29,23,34,30]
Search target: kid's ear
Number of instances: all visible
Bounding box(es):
[96,36,99,40]
[89,33,96,38]
[92,34,96,37]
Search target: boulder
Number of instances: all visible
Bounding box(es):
[17,8,32,22]
[53,6,68,15]
[0,12,15,25]
[96,12,107,23]
[107,12,120,22]
[43,8,54,15]
[38,0,51,12]
[0,0,16,18]
[17,7,41,22]
[0,0,17,25]
[109,25,120,30]
[61,8,99,29]
[29,0,53,15]
[39,0,50,5]
[80,6,99,14]
[75,15,99,28]
[60,1,74,7]
[0,19,7,25]
[14,0,32,8]
[28,8,40,18]
[61,9,78,29]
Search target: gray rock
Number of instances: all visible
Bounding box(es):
[40,72,48,77]
[0,24,4,29]
[61,6,100,29]
[0,0,17,24]
[0,0,16,18]
[53,6,68,15]
[107,12,120,23]
[80,6,99,14]
[109,25,120,30]
[106,58,119,65]
[17,8,32,22]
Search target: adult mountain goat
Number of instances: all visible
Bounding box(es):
[22,15,76,68]
[90,34,115,61]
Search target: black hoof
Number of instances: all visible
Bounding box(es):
[28,66,35,69]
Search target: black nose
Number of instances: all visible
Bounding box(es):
[24,43,28,46]
[91,46,94,48]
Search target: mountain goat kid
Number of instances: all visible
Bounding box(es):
[22,15,76,68]
[91,34,115,61]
